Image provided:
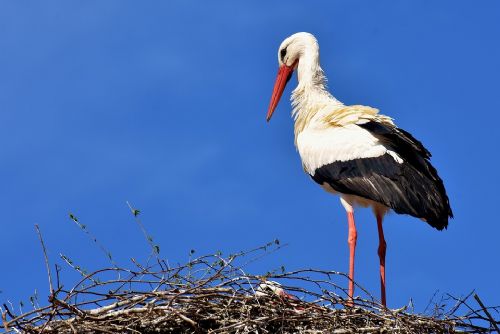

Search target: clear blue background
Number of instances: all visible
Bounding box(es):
[1,1,499,311]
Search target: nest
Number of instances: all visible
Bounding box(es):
[2,239,498,334]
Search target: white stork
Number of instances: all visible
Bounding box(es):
[266,32,452,307]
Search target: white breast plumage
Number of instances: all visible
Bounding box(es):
[297,123,403,175]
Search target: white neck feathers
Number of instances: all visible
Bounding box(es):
[290,39,342,121]
[290,40,342,141]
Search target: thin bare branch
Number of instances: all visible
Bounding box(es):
[34,225,53,295]
[474,293,500,333]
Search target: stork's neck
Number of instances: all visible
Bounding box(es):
[291,50,342,122]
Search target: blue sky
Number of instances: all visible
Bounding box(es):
[1,1,499,311]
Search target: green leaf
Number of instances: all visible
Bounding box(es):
[133,209,140,217]
[69,213,78,222]
[153,245,160,254]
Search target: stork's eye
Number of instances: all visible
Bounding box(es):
[280,47,287,61]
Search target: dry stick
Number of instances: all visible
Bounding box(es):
[35,225,54,295]
[446,290,475,316]
[126,201,161,265]
[35,225,66,334]
[473,293,500,334]
[59,253,99,285]
[2,303,21,332]
[68,214,118,270]
[1,308,9,333]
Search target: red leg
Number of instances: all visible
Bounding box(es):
[376,213,387,307]
[347,211,357,306]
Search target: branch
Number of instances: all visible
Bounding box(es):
[34,225,53,295]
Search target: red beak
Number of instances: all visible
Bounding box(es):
[266,62,296,122]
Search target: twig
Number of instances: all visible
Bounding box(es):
[474,293,500,333]
[35,225,54,295]
[1,308,9,333]
[68,213,118,269]
[126,201,162,267]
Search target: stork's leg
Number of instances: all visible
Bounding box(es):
[376,213,387,307]
[341,198,357,306]
[347,211,357,305]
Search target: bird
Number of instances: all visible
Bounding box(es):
[266,32,452,308]
[255,280,295,299]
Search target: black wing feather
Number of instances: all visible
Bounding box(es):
[312,121,452,230]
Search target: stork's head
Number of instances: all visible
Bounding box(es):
[266,32,319,122]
